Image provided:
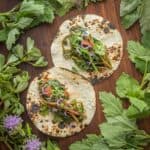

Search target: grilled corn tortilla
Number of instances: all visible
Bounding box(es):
[26,67,96,137]
[51,14,123,83]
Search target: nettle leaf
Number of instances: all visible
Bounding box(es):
[6,28,20,50]
[0,54,5,71]
[116,73,144,99]
[99,92,123,118]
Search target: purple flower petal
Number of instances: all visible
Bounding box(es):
[4,115,22,130]
[25,138,41,150]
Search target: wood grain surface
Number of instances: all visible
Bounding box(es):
[0,0,150,150]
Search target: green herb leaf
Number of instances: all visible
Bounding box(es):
[0,54,5,71]
[127,41,150,73]
[6,28,20,50]
[116,73,144,99]
[100,92,123,118]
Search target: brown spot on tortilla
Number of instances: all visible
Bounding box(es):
[108,23,115,29]
[104,27,109,34]
[58,122,66,129]
[30,103,39,113]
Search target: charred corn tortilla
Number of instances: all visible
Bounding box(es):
[51,14,123,82]
[26,67,96,137]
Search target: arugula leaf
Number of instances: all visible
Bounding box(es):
[127,41,150,73]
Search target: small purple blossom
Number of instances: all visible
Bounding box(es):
[25,138,41,150]
[4,115,22,130]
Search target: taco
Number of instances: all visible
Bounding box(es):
[26,67,96,137]
[51,14,123,83]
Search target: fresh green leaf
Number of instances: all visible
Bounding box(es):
[127,41,150,73]
[100,92,123,118]
[13,71,30,93]
[6,28,20,50]
[116,73,144,99]
[121,9,140,29]
[0,54,5,71]
[120,0,141,17]
[16,17,33,29]
[32,56,48,67]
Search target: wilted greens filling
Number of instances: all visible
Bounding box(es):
[38,79,85,123]
[62,27,112,72]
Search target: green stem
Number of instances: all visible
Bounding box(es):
[0,137,13,150]
[140,61,148,89]
[0,3,20,16]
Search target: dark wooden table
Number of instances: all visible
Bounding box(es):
[0,0,150,150]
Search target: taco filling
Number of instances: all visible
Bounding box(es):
[38,79,85,123]
[62,27,112,72]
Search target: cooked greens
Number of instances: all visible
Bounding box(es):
[63,27,112,72]
[39,79,85,123]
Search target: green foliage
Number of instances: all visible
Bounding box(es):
[0,0,103,50]
[127,41,150,73]
[120,0,150,48]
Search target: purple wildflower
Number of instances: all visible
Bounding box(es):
[25,138,41,150]
[4,115,22,130]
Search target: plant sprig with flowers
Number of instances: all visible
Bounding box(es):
[0,38,60,150]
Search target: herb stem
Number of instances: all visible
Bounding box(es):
[140,61,148,89]
[0,137,13,150]
[0,3,20,16]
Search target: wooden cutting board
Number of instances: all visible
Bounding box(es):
[0,0,150,150]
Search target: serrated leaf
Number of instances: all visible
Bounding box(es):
[16,17,33,29]
[116,73,144,99]
[6,28,20,50]
[99,92,123,118]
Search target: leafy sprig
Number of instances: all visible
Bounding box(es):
[120,0,150,48]
[0,0,103,50]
